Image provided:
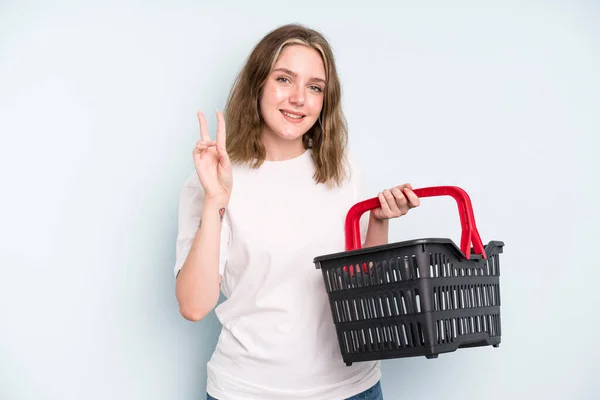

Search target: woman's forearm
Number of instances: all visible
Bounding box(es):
[175,197,228,321]
[363,213,389,248]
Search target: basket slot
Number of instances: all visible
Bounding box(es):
[332,288,425,325]
[357,264,368,287]
[368,296,377,319]
[383,325,392,350]
[407,289,417,314]
[357,296,366,320]
[333,300,341,322]
[412,256,420,279]
[342,299,352,322]
[470,285,475,308]
[490,254,497,276]
[394,257,405,280]
[364,297,372,319]
[340,322,427,356]
[436,318,452,344]
[326,268,338,291]
[396,255,418,281]
[332,268,340,291]
[382,260,391,284]
[429,252,456,278]
[343,331,351,354]
[433,284,500,311]
[383,292,392,317]
[391,292,401,316]
[399,292,407,315]
[483,285,489,307]
[437,313,501,344]
[468,286,474,308]
[342,299,349,322]
[375,261,384,284]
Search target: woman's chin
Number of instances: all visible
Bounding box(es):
[269,128,307,142]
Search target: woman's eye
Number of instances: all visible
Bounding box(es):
[276,77,290,83]
[310,86,323,93]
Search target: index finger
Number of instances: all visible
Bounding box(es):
[197,111,210,142]
[216,110,227,147]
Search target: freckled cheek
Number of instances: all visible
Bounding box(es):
[268,86,289,104]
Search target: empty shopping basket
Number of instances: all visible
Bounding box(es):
[313,186,504,366]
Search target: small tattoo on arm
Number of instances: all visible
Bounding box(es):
[219,207,225,222]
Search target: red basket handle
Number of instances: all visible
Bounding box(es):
[344,186,486,260]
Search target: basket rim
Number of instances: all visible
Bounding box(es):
[313,238,504,265]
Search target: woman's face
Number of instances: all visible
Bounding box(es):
[259,44,326,143]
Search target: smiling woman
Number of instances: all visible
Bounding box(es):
[173,23,420,400]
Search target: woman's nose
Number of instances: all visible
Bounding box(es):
[289,85,305,106]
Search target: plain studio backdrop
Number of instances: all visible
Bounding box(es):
[1,1,598,399]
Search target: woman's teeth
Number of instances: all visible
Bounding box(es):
[282,111,303,119]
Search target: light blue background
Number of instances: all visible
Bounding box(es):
[1,1,598,399]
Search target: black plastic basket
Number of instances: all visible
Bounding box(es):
[314,186,504,366]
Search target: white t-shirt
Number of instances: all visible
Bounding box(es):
[174,149,381,400]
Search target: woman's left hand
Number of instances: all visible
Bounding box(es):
[372,184,420,220]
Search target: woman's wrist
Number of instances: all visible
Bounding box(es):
[203,196,229,223]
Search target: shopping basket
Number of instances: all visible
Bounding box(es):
[313,186,504,366]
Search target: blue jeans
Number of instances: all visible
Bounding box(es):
[206,380,383,400]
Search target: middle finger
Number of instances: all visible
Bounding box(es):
[384,189,402,215]
[391,187,408,212]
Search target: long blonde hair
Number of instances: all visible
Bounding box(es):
[224,24,348,187]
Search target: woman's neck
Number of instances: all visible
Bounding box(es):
[261,130,306,161]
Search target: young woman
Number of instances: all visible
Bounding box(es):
[174,24,420,400]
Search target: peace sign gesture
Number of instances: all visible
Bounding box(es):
[193,111,233,202]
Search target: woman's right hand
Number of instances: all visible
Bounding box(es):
[193,110,233,202]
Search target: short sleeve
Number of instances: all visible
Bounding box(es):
[347,152,370,245]
[173,172,230,278]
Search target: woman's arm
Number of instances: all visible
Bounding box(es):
[363,213,389,248]
[176,110,232,322]
[175,197,228,322]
